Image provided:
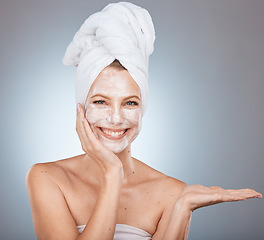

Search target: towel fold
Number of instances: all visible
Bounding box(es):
[63,2,155,114]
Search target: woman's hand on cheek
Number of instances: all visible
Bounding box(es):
[76,103,124,177]
[177,184,262,212]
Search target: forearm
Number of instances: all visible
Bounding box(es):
[77,169,123,240]
[162,198,192,240]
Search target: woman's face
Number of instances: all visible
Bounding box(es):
[84,66,143,153]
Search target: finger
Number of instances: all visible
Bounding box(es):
[76,103,91,152]
[256,192,262,199]
[78,104,102,152]
[76,103,84,132]
[76,124,89,153]
[209,186,222,190]
[227,188,260,196]
[77,104,89,135]
[82,116,101,151]
[237,189,262,199]
[223,189,262,202]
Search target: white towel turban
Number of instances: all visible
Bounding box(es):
[62,2,155,114]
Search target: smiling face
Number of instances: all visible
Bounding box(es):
[84,66,143,153]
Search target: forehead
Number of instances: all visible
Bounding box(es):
[88,67,141,98]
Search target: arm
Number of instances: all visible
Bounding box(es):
[76,103,124,240]
[156,185,262,240]
[26,163,123,240]
[26,104,124,240]
[152,182,191,240]
[26,164,80,240]
[161,197,192,240]
[78,167,123,240]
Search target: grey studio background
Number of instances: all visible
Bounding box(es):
[0,0,263,239]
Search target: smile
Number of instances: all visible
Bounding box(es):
[98,127,129,140]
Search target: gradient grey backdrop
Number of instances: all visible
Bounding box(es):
[0,0,263,239]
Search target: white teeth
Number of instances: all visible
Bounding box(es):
[102,128,126,137]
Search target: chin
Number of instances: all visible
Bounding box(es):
[99,135,130,154]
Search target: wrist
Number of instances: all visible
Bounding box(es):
[174,196,193,215]
[103,164,124,184]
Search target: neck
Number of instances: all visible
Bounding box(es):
[115,145,135,184]
[81,145,135,185]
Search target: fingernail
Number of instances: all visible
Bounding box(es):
[81,117,84,123]
[77,104,80,112]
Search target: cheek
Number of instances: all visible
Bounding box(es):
[123,109,142,130]
[85,105,109,124]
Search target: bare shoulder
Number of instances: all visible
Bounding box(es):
[26,156,84,239]
[160,175,187,204]
[134,158,187,200]
[26,154,84,189]
[26,161,57,179]
[26,161,60,187]
[138,166,188,238]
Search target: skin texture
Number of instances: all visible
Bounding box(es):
[84,68,142,153]
[26,65,262,240]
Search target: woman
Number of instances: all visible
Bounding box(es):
[26,2,262,240]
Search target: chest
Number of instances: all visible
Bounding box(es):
[63,180,164,235]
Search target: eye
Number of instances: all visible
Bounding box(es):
[93,100,105,104]
[126,101,138,106]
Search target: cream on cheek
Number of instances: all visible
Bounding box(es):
[83,68,143,153]
[85,104,110,138]
[85,103,142,153]
[122,108,142,137]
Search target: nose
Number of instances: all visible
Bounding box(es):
[107,106,124,126]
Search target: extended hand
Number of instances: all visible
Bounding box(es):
[180,184,262,211]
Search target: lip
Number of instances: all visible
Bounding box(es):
[97,127,130,140]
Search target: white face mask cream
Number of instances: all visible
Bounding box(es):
[84,66,143,153]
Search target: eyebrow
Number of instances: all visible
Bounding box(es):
[91,94,110,99]
[91,94,141,101]
[124,95,141,101]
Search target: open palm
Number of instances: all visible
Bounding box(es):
[181,184,262,211]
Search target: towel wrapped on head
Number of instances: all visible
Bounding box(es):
[63,2,155,114]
